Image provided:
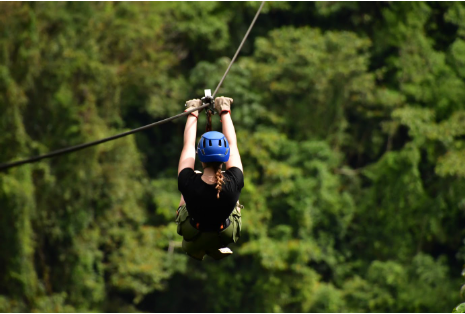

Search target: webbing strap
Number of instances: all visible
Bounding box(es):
[190,217,231,232]
[206,111,213,132]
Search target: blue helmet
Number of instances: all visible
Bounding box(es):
[197,131,230,163]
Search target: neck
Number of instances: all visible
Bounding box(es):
[202,167,217,177]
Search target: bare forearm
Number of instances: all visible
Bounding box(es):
[184,115,198,147]
[221,113,237,146]
[222,112,243,171]
[178,115,198,173]
[178,100,201,173]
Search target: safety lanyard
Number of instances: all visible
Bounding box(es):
[202,89,216,132]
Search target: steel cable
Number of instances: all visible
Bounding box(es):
[212,1,265,98]
[0,1,265,172]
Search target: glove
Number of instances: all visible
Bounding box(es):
[185,99,203,118]
[214,97,233,115]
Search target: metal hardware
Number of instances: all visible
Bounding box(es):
[202,89,215,132]
[202,89,215,115]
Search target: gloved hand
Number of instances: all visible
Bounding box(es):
[185,99,203,118]
[214,97,233,115]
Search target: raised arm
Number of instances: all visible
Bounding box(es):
[215,97,243,172]
[178,99,202,175]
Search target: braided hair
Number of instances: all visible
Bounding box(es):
[215,165,224,199]
[204,162,224,199]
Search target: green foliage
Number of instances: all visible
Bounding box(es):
[454,303,465,313]
[1,1,464,313]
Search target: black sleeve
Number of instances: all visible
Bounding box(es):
[178,168,195,195]
[224,167,244,191]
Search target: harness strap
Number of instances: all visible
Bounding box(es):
[190,217,231,232]
[206,110,212,132]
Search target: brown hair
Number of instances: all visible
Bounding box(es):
[204,162,224,199]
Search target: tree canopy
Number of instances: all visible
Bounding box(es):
[1,2,464,312]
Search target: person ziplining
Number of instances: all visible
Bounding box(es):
[175,96,243,260]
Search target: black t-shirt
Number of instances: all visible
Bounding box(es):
[178,167,244,229]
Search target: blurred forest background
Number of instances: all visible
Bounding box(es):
[1,1,465,312]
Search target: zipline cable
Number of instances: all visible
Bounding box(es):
[212,1,265,99]
[0,1,265,172]
[0,106,210,171]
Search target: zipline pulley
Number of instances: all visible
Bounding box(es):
[202,89,215,132]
